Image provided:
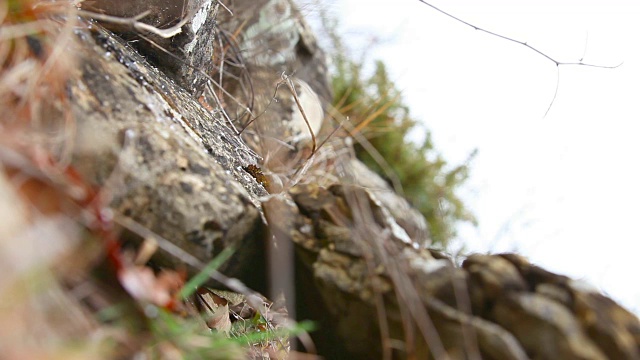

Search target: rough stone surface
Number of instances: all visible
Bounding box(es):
[65,1,640,359]
[264,184,640,359]
[82,0,220,96]
[221,2,639,357]
[217,0,331,101]
[70,23,267,276]
[348,158,431,246]
[214,0,333,174]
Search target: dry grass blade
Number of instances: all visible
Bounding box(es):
[114,215,265,310]
[328,107,404,195]
[336,161,449,359]
[0,2,112,352]
[282,73,318,154]
[129,29,257,135]
[179,246,236,300]
[351,92,400,136]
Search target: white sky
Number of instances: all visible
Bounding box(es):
[301,0,640,313]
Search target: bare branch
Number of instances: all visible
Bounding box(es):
[416,0,622,69]
[282,73,318,154]
[580,31,589,62]
[416,0,622,116]
[239,80,285,135]
[545,68,560,117]
[133,32,256,130]
[77,10,192,39]
[217,0,233,16]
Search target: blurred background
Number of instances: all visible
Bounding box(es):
[298,0,640,313]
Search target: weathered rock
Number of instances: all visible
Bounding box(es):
[347,158,431,246]
[425,297,529,360]
[493,293,607,360]
[463,254,528,314]
[70,22,267,277]
[264,182,640,359]
[81,0,219,96]
[265,184,524,358]
[499,254,640,359]
[64,1,640,359]
[203,1,640,358]
[215,0,332,173]
[572,290,640,360]
[217,0,331,101]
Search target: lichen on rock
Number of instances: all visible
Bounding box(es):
[70,19,267,277]
[18,0,638,359]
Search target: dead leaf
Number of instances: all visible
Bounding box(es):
[195,288,232,334]
[118,266,184,308]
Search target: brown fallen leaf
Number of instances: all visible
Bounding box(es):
[118,266,185,309]
[195,288,232,334]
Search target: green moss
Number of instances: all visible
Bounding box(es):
[331,57,476,246]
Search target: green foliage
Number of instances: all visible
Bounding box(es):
[179,246,236,300]
[330,50,476,246]
[230,318,316,345]
[147,308,246,359]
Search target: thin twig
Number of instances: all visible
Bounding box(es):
[450,267,482,360]
[239,80,284,135]
[336,160,448,359]
[329,105,405,195]
[115,214,261,304]
[217,0,233,16]
[217,27,256,124]
[416,0,621,69]
[215,19,226,101]
[284,117,346,190]
[205,81,240,135]
[282,73,318,154]
[0,20,49,41]
[416,0,623,115]
[545,68,560,117]
[77,10,192,38]
[580,31,589,62]
[135,32,254,129]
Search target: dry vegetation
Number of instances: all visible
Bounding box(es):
[6,2,632,359]
[0,0,113,356]
[0,1,297,358]
[0,0,464,357]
